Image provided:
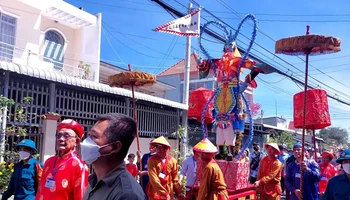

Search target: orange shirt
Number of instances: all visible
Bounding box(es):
[35,152,89,200]
[257,156,282,197]
[197,159,228,200]
[126,163,138,177]
[318,163,338,193]
[146,155,182,200]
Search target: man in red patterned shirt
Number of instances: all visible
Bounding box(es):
[35,119,89,200]
[318,151,338,198]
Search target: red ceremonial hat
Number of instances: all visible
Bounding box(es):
[57,119,84,139]
[321,151,334,160]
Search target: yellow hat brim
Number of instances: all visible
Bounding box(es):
[150,136,171,148]
[193,138,218,153]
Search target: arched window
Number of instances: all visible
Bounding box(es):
[43,30,65,69]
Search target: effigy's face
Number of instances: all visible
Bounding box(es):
[224,42,236,52]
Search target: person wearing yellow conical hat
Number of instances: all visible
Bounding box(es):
[146,136,184,200]
[194,138,229,200]
[254,143,283,200]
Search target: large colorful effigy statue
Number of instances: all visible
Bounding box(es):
[195,14,274,161]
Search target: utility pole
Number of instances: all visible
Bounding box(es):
[181,2,192,157]
[260,110,264,124]
[275,100,278,117]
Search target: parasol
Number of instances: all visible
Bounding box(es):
[275,25,341,198]
[108,64,156,171]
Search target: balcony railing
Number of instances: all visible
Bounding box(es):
[0,40,95,81]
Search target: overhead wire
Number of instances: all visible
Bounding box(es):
[104,22,182,60]
[101,26,128,67]
[190,0,350,101]
[213,0,350,92]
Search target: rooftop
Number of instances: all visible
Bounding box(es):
[158,53,199,76]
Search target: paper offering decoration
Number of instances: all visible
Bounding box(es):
[154,8,201,36]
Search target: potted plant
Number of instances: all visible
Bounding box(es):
[78,61,91,80]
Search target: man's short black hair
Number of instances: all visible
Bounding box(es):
[96,113,136,159]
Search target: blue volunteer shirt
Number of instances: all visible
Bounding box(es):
[1,158,43,200]
[322,174,350,200]
[285,159,321,200]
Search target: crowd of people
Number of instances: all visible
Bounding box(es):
[248,142,350,200]
[1,113,349,200]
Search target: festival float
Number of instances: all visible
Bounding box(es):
[185,14,276,199]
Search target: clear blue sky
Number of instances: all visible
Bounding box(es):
[66,0,350,133]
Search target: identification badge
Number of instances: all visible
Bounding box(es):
[321,176,327,180]
[45,178,56,189]
[159,172,166,179]
[295,173,301,178]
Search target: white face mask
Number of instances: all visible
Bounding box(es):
[80,137,112,165]
[19,151,30,160]
[343,163,350,174]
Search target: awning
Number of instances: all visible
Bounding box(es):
[0,61,188,110]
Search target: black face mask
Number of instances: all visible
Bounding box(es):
[253,146,259,151]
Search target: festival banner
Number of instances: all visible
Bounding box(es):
[154,8,201,37]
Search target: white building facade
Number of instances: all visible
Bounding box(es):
[0,0,101,81]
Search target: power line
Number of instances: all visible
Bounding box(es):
[203,0,350,99]
[155,0,350,105]
[203,15,350,23]
[72,0,165,13]
[207,12,350,17]
[292,54,350,64]
[104,23,182,60]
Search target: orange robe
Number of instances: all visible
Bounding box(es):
[197,159,229,200]
[146,155,182,200]
[35,152,89,200]
[257,156,282,200]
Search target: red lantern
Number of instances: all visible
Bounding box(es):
[293,89,331,130]
[188,87,214,124]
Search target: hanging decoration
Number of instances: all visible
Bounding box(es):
[188,87,214,124]
[293,89,331,130]
[275,25,340,198]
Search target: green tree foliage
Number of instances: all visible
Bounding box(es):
[268,131,295,149]
[318,127,349,146]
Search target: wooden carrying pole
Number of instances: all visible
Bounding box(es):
[128,64,142,171]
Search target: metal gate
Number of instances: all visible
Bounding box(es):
[55,84,179,138]
[1,70,180,162]
[0,71,47,161]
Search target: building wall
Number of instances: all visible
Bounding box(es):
[39,16,79,68]
[260,117,288,129]
[157,75,182,103]
[0,0,101,81]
